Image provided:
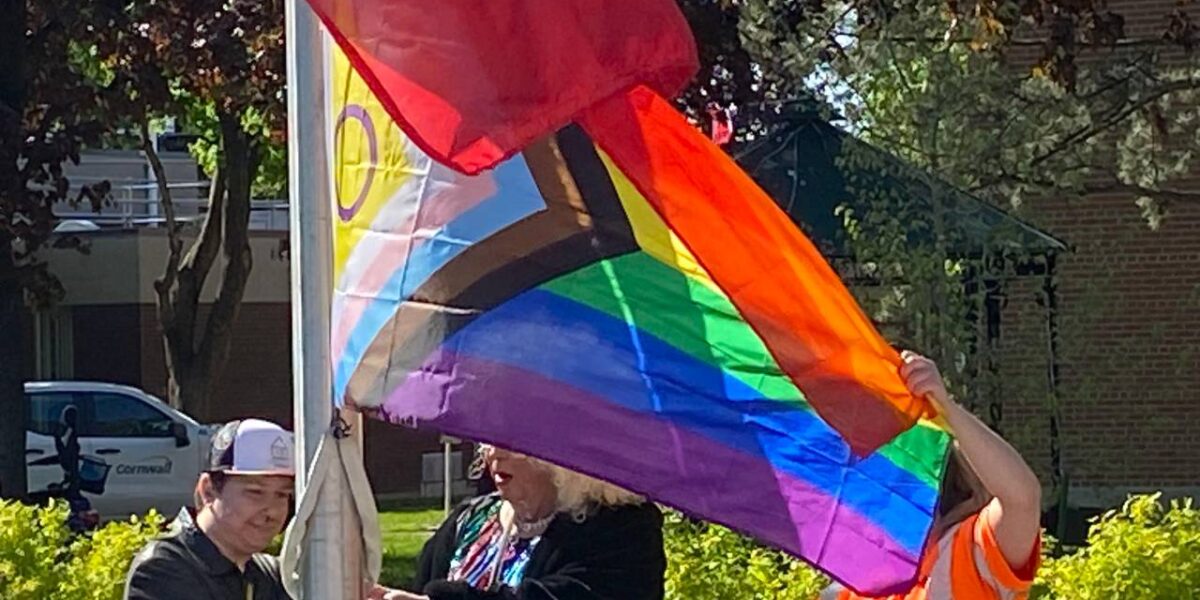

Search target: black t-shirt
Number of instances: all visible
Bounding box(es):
[124,524,291,600]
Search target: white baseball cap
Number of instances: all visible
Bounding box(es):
[208,419,295,476]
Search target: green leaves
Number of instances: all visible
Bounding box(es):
[663,511,830,600]
[1036,494,1200,599]
[0,500,164,600]
[0,501,70,599]
[181,98,287,198]
[735,0,1200,227]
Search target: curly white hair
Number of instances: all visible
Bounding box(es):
[474,444,644,521]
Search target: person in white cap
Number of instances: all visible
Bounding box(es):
[124,419,296,600]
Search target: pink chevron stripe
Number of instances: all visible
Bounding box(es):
[331,171,496,361]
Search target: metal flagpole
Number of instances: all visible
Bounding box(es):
[441,436,455,515]
[286,0,363,598]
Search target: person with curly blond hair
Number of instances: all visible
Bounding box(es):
[369,445,664,600]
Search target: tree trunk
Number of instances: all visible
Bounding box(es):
[0,238,28,500]
[165,361,216,422]
[153,110,257,421]
[0,0,23,116]
[0,0,28,500]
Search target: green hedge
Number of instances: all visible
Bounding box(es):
[665,493,1200,600]
[0,499,163,600]
[4,493,1196,599]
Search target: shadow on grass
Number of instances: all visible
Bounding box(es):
[380,554,419,589]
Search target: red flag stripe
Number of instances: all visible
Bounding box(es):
[308,0,699,174]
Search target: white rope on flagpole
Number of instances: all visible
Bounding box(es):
[280,429,336,599]
[280,416,382,599]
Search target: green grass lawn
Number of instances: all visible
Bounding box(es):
[378,505,446,588]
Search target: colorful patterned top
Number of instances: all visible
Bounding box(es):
[446,494,543,591]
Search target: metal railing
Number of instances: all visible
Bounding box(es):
[54,178,289,231]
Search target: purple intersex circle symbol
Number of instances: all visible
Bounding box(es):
[335,104,378,222]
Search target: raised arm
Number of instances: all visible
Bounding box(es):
[900,351,1042,569]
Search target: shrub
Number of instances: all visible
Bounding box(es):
[667,493,1200,600]
[663,511,829,600]
[1034,493,1200,600]
[0,499,164,600]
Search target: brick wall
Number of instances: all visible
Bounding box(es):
[363,419,456,498]
[136,303,293,425]
[991,275,1056,486]
[1026,189,1200,504]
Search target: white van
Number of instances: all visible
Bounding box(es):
[24,381,216,520]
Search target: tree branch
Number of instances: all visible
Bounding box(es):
[179,165,226,283]
[853,30,1185,50]
[1083,181,1200,203]
[143,120,197,385]
[972,169,1200,205]
[143,121,181,312]
[1029,78,1200,168]
[856,125,946,162]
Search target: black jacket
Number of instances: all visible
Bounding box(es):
[124,524,291,600]
[412,497,665,600]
